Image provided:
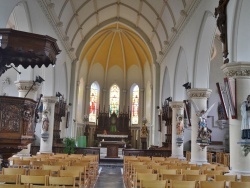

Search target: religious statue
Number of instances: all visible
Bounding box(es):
[176,114,184,136]
[190,100,214,144]
[141,118,148,138]
[42,109,50,132]
[241,95,250,139]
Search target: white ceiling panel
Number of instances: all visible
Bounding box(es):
[71,0,88,10]
[67,19,78,39]
[82,15,98,35]
[138,17,153,41]
[98,5,117,24]
[156,23,166,44]
[162,8,174,35]
[146,0,164,15]
[168,0,183,23]
[120,6,137,25]
[60,2,74,28]
[121,0,140,10]
[97,0,117,9]
[141,3,157,26]
[77,1,95,21]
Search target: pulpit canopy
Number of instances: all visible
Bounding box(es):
[0,29,61,76]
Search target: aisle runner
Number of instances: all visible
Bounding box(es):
[94,166,125,188]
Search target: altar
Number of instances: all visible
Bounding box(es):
[100,141,126,158]
[94,109,132,150]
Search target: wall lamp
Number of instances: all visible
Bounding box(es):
[183,82,191,89]
[24,76,45,98]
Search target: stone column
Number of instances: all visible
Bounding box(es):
[15,80,41,157]
[221,62,250,175]
[15,80,40,100]
[170,101,185,159]
[39,96,57,153]
[187,88,212,164]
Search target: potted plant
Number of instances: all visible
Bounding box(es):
[63,137,76,154]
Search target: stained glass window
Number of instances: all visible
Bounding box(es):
[132,85,139,124]
[109,84,120,114]
[89,82,98,122]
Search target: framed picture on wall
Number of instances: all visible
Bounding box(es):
[216,82,229,120]
[183,100,191,127]
[224,77,237,119]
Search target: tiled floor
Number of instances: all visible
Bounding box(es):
[94,162,125,188]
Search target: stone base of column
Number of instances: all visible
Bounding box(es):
[189,159,208,165]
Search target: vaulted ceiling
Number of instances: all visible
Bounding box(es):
[40,0,199,65]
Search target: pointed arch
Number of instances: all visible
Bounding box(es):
[193,11,217,88]
[173,47,188,101]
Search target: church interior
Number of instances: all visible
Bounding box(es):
[1,0,250,187]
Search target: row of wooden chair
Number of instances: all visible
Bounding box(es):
[0,169,89,187]
[8,155,98,169]
[139,180,250,188]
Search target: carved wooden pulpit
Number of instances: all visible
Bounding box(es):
[0,96,37,165]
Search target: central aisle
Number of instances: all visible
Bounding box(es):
[94,162,125,188]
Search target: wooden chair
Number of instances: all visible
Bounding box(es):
[229,181,250,188]
[65,166,89,187]
[48,176,75,187]
[215,166,230,174]
[59,170,84,187]
[20,175,48,186]
[140,180,167,188]
[184,175,207,181]
[169,180,196,188]
[181,170,200,175]
[158,169,177,175]
[151,157,165,163]
[31,161,49,169]
[0,174,19,184]
[0,185,28,188]
[28,169,51,176]
[168,165,187,174]
[30,185,66,188]
[214,175,237,182]
[132,173,158,188]
[199,181,226,188]
[42,165,61,176]
[202,164,217,170]
[161,174,184,182]
[11,160,30,169]
[202,170,223,180]
[2,168,26,175]
[151,165,168,174]
[241,175,250,182]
